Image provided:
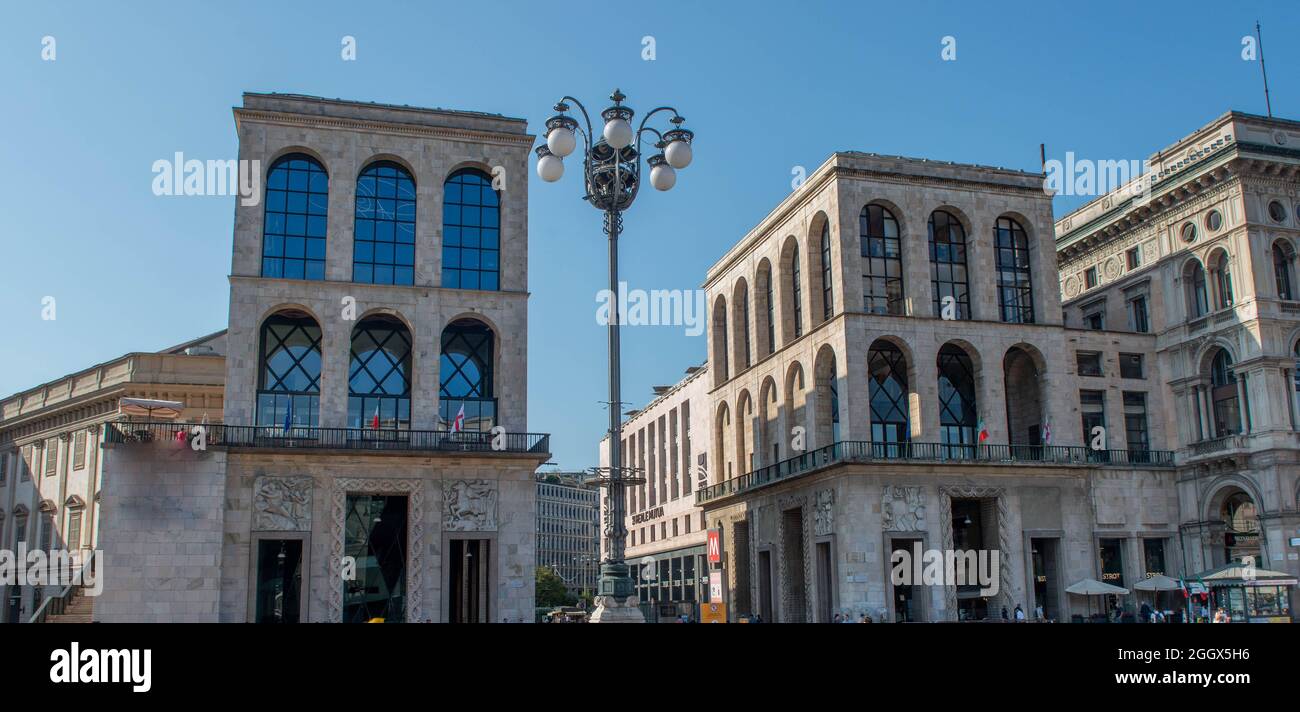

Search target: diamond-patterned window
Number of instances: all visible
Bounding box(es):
[869,341,910,443]
[349,316,412,429]
[995,216,1034,324]
[861,204,904,315]
[439,319,495,431]
[937,344,977,445]
[257,313,322,427]
[929,210,969,319]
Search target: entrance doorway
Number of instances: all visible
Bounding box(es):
[449,539,492,623]
[757,550,773,622]
[781,509,807,622]
[255,539,303,623]
[343,494,408,623]
[1030,537,1060,620]
[951,498,995,620]
[816,541,833,622]
[891,537,922,621]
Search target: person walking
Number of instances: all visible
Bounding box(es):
[1014,604,1025,621]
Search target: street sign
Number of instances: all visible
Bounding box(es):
[707,528,721,563]
[701,601,727,623]
[709,571,723,601]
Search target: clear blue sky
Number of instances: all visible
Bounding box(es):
[1,0,1295,470]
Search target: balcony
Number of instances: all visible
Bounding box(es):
[695,441,1175,505]
[103,421,550,456]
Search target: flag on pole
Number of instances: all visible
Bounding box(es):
[283,397,294,433]
[371,404,380,430]
[1042,418,1052,444]
[451,403,466,433]
[976,418,989,443]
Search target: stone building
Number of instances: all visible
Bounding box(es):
[536,471,599,594]
[598,364,710,620]
[1057,111,1300,589]
[605,150,1183,623]
[90,93,550,622]
[0,331,226,622]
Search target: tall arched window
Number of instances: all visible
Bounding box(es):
[761,262,775,354]
[262,154,328,280]
[792,245,804,337]
[1185,260,1209,318]
[937,344,977,448]
[1210,251,1234,310]
[1273,241,1295,300]
[819,222,834,321]
[1210,349,1240,436]
[712,298,729,383]
[348,316,412,429]
[929,210,969,319]
[995,216,1033,323]
[861,205,903,315]
[354,161,416,285]
[868,340,909,444]
[440,319,495,431]
[735,281,752,370]
[256,312,322,427]
[442,169,500,291]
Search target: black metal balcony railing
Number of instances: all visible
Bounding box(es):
[696,440,1175,505]
[103,421,550,455]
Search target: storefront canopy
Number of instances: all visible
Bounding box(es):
[1191,562,1298,587]
[1133,574,1182,592]
[1066,578,1129,596]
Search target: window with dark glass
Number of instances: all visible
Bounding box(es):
[791,245,804,337]
[442,168,500,291]
[1126,247,1140,270]
[354,161,416,285]
[1099,538,1124,588]
[1085,267,1098,289]
[820,223,834,321]
[928,210,969,319]
[1076,351,1103,377]
[861,205,903,315]
[343,495,407,623]
[1120,353,1144,379]
[1124,391,1149,453]
[763,266,775,354]
[868,341,909,443]
[256,539,302,623]
[995,217,1034,323]
[348,316,412,430]
[1212,253,1234,309]
[739,283,752,369]
[1273,242,1294,300]
[1143,539,1166,577]
[440,319,496,431]
[937,345,976,447]
[1084,310,1104,330]
[1080,389,1106,445]
[262,154,328,281]
[1210,349,1240,436]
[1187,261,1208,317]
[1128,294,1149,333]
[256,313,323,429]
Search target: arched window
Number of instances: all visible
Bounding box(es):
[262,154,328,280]
[712,298,729,383]
[1185,260,1209,318]
[929,210,969,319]
[735,281,752,370]
[1221,491,1260,563]
[819,222,834,321]
[995,217,1033,323]
[868,341,909,444]
[354,161,416,285]
[440,319,495,431]
[348,316,412,430]
[791,244,804,337]
[1210,251,1233,310]
[442,169,500,291]
[937,344,977,447]
[758,261,775,356]
[1274,242,1295,300]
[256,312,322,427]
[861,205,903,315]
[1210,349,1240,436]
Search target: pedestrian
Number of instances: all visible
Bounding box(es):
[832,613,842,623]
[1034,603,1044,621]
[1014,604,1025,621]
[1139,601,1152,623]
[1001,606,1009,620]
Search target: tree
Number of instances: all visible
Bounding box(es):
[536,566,574,608]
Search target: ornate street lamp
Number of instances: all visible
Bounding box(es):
[538,89,694,623]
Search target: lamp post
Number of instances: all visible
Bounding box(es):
[538,89,694,623]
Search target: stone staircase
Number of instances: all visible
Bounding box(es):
[44,590,94,623]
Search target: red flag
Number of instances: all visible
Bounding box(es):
[371,405,380,430]
[451,404,466,433]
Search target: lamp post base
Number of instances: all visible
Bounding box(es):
[588,595,645,624]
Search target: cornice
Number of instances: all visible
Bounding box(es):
[234,108,536,149]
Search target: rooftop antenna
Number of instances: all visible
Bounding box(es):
[1039,143,1046,172]
[1257,20,1273,117]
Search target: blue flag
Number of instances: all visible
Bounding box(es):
[283,397,293,431]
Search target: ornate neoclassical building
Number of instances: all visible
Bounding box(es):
[1057,110,1300,589]
[85,93,550,622]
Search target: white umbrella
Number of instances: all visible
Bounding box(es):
[1133,574,1181,592]
[119,397,185,419]
[1066,578,1129,595]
